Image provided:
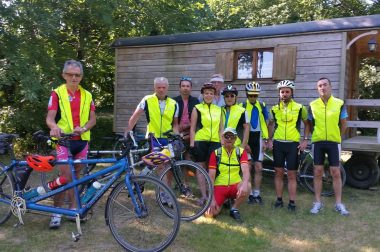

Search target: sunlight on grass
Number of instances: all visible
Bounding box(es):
[273,234,318,250]
[360,247,378,252]
[193,216,268,237]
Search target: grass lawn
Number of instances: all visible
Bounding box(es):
[1,170,379,252]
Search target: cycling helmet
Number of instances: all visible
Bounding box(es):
[277,80,295,90]
[221,84,238,96]
[26,155,55,172]
[245,82,261,94]
[201,83,216,94]
[142,149,171,166]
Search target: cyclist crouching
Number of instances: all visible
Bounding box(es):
[205,128,251,223]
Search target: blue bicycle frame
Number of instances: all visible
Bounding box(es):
[0,156,147,219]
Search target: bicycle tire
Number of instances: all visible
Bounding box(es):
[159,160,212,221]
[105,175,180,252]
[112,139,127,159]
[300,160,346,197]
[0,164,15,224]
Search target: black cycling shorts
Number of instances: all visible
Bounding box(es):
[194,141,221,163]
[312,141,340,167]
[247,131,263,162]
[273,140,299,170]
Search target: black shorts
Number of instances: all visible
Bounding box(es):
[312,141,340,167]
[273,141,299,170]
[247,131,263,162]
[194,141,221,163]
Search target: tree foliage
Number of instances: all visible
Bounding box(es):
[0,0,212,135]
[0,0,378,139]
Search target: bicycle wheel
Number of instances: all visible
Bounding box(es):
[300,160,346,197]
[0,164,15,224]
[159,160,212,221]
[112,139,127,159]
[105,175,180,252]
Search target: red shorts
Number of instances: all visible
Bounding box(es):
[213,183,239,207]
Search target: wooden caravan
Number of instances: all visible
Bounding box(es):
[112,14,380,188]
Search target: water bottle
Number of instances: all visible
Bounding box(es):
[47,176,68,190]
[24,186,46,200]
[81,181,102,204]
[140,166,152,176]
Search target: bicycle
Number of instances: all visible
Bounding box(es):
[32,130,122,192]
[262,146,346,197]
[0,132,181,252]
[121,130,213,222]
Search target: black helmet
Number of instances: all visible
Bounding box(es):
[221,84,238,96]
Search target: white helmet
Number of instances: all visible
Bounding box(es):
[245,82,261,94]
[277,80,295,90]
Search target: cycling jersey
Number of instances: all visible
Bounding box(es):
[270,99,307,142]
[309,95,345,143]
[222,104,247,146]
[209,147,248,186]
[194,102,221,142]
[53,84,93,141]
[144,94,177,138]
[241,100,269,139]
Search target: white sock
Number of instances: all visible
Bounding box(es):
[253,190,260,197]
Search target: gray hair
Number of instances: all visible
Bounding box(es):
[63,60,83,75]
[154,77,169,87]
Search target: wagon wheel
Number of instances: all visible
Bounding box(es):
[344,154,379,189]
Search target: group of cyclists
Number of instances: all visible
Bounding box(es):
[45,59,349,228]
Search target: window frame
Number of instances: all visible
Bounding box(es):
[234,48,274,81]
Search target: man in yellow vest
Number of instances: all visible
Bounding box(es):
[242,82,269,205]
[268,80,309,212]
[205,128,251,223]
[308,77,349,215]
[46,59,96,228]
[125,77,179,144]
[125,77,179,205]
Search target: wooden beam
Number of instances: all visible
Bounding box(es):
[346,121,380,128]
[344,99,380,107]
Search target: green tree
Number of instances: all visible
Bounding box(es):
[0,0,212,136]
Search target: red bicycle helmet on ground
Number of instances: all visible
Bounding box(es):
[26,155,56,172]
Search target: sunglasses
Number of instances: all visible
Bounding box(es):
[180,76,192,81]
[224,134,236,140]
[224,94,236,98]
[64,72,82,78]
[247,94,258,98]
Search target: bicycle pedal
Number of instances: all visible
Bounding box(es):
[71,232,81,242]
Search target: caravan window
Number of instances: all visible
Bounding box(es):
[235,49,273,80]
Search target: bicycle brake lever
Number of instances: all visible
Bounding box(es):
[129,131,138,148]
